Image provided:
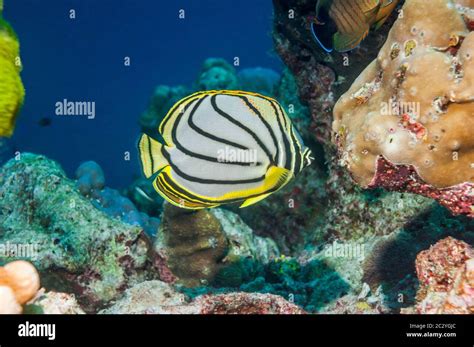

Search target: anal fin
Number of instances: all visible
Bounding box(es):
[240,193,271,208]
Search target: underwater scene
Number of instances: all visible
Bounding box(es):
[1,0,474,319]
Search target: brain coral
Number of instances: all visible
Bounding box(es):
[333,0,474,216]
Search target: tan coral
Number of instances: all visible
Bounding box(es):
[333,0,474,189]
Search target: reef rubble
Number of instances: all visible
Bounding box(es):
[101,280,305,314]
[402,237,474,314]
[0,154,152,310]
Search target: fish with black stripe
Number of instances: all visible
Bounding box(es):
[138,90,313,209]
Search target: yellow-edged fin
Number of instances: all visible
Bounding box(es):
[333,28,369,52]
[153,164,293,210]
[240,193,272,208]
[138,134,168,178]
[154,166,220,209]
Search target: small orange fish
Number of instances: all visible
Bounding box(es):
[311,0,400,53]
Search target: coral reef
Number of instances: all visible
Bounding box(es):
[101,280,304,314]
[238,67,281,95]
[154,205,279,287]
[140,85,190,136]
[193,292,305,314]
[320,283,389,314]
[272,0,436,245]
[181,257,350,313]
[75,161,161,238]
[0,154,152,310]
[0,260,40,314]
[195,58,239,90]
[30,290,85,314]
[402,237,474,313]
[333,0,474,217]
[99,280,187,314]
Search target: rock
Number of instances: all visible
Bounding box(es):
[154,205,229,287]
[195,58,239,90]
[32,290,85,314]
[192,292,305,314]
[238,67,280,95]
[402,237,474,314]
[154,205,280,287]
[99,280,187,314]
[75,161,105,196]
[333,0,474,217]
[210,209,279,264]
[101,280,305,314]
[0,154,151,310]
[140,85,190,135]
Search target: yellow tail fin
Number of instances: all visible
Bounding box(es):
[138,134,168,178]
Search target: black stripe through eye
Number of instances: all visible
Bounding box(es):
[211,95,274,164]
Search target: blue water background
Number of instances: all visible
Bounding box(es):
[6,0,281,187]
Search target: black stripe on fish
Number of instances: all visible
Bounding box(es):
[268,100,293,170]
[172,96,263,166]
[161,168,287,205]
[157,174,216,207]
[211,95,274,164]
[147,135,155,175]
[187,96,252,152]
[289,126,302,174]
[273,101,297,172]
[159,92,199,135]
[237,95,279,164]
[161,146,266,185]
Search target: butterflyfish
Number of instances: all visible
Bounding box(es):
[311,0,400,53]
[138,90,313,210]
